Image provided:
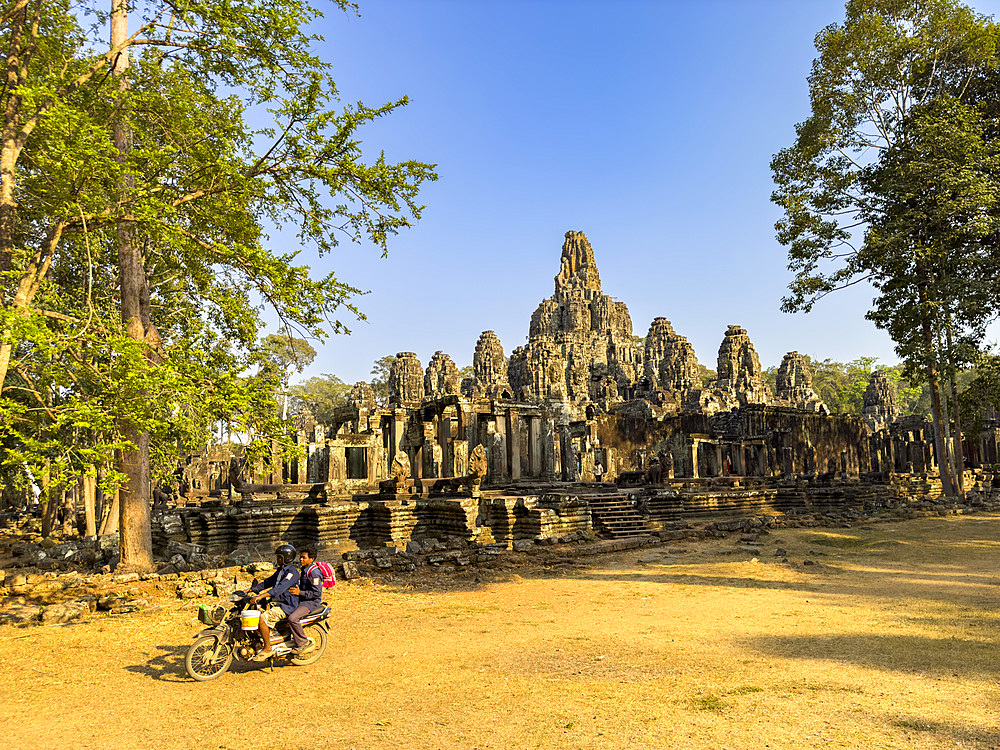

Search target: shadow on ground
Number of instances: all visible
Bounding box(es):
[740,631,1000,679]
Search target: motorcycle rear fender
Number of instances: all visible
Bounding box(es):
[193,627,227,639]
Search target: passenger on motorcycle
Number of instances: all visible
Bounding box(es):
[287,547,324,656]
[248,543,300,660]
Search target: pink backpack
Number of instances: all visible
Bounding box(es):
[307,561,336,588]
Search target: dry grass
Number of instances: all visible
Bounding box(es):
[4,513,1000,749]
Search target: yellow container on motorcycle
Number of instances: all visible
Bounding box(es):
[240,609,260,630]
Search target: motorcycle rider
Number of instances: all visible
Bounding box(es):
[287,546,323,656]
[248,543,300,660]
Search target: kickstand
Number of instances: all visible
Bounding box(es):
[268,656,275,673]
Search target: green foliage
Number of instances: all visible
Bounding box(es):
[959,353,1000,432]
[0,0,436,501]
[369,354,395,406]
[764,355,925,416]
[288,373,352,424]
[695,363,716,389]
[771,0,998,316]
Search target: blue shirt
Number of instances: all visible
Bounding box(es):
[251,563,300,615]
[299,563,324,607]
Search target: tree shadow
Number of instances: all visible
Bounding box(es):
[884,715,1000,749]
[740,632,1000,679]
[543,553,1000,609]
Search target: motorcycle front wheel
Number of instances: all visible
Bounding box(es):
[185,634,234,681]
[290,624,328,666]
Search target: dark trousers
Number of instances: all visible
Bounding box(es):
[288,604,314,647]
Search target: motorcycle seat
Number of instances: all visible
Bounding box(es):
[298,604,330,623]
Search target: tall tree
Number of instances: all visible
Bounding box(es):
[288,373,351,424]
[770,0,1000,495]
[1,0,436,569]
[260,334,317,420]
[369,354,395,407]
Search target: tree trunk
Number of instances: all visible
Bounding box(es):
[950,376,965,494]
[98,488,119,536]
[945,324,966,496]
[41,481,61,538]
[82,471,97,537]
[916,263,955,497]
[111,0,154,572]
[118,427,152,569]
[61,483,75,535]
[937,367,959,489]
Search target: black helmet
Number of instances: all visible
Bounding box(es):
[275,544,296,564]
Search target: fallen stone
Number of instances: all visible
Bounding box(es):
[178,586,207,599]
[0,605,43,625]
[109,599,147,614]
[41,601,90,624]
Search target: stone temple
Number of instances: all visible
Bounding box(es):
[162,231,1000,558]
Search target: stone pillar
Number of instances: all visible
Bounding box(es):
[541,417,556,480]
[369,437,384,485]
[440,416,453,478]
[430,443,443,479]
[458,404,477,447]
[296,429,307,484]
[689,442,699,479]
[422,422,436,478]
[488,419,506,484]
[528,417,542,477]
[390,412,406,464]
[495,416,509,482]
[560,425,579,481]
[453,440,469,477]
[507,408,521,481]
[714,445,724,477]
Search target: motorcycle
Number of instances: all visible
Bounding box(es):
[184,590,331,681]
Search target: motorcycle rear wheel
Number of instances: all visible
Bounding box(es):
[290,624,328,666]
[185,634,234,681]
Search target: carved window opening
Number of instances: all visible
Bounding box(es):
[346,447,367,480]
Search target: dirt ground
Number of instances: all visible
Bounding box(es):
[4,514,1000,750]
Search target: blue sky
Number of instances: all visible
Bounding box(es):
[281,0,1000,385]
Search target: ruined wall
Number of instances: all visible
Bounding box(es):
[155,490,594,556]
[595,405,870,479]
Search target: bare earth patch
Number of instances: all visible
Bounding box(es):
[4,513,1000,750]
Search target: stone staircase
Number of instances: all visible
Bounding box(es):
[587,494,654,539]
